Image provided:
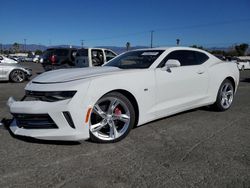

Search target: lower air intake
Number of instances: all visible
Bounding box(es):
[13,114,58,129]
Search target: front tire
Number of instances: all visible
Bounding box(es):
[9,70,26,83]
[212,79,234,111]
[89,92,135,143]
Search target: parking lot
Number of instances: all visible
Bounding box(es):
[0,62,250,188]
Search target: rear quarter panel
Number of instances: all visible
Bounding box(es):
[207,61,239,103]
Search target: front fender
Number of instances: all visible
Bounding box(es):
[84,70,156,125]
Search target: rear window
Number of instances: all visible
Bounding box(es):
[43,49,69,57]
[43,50,53,58]
[54,49,68,56]
[76,49,88,57]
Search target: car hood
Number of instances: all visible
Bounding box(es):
[32,66,123,83]
[1,63,22,68]
[3,58,18,64]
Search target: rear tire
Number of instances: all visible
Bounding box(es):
[212,79,234,111]
[89,92,135,143]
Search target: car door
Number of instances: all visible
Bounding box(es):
[104,50,117,62]
[154,50,209,118]
[91,49,104,66]
[75,49,89,67]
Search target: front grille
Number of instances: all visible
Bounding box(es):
[13,114,58,129]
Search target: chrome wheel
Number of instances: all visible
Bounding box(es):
[10,70,26,83]
[220,82,234,109]
[90,96,132,142]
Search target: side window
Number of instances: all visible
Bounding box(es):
[175,51,196,66]
[195,51,209,64]
[91,50,104,66]
[104,50,116,61]
[55,49,68,56]
[159,50,206,67]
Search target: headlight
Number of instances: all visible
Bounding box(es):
[24,90,77,102]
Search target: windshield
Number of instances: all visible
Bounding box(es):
[76,49,88,57]
[105,50,164,69]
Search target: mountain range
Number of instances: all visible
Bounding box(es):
[0,44,150,54]
[1,44,249,55]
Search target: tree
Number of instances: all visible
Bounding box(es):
[210,50,226,55]
[35,50,43,55]
[12,42,20,53]
[190,45,204,50]
[235,43,249,56]
[226,50,238,57]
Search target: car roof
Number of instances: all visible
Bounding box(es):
[133,46,206,52]
[76,48,115,51]
[46,48,77,50]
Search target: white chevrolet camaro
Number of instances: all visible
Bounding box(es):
[7,47,239,143]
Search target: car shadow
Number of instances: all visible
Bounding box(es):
[1,106,215,144]
[240,78,250,83]
[1,118,81,145]
[0,81,9,83]
[133,106,214,129]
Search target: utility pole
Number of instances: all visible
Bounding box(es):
[24,39,27,52]
[126,42,131,51]
[176,39,180,46]
[150,30,154,48]
[81,40,84,48]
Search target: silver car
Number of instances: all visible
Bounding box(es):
[0,60,32,83]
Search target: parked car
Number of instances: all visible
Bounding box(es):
[9,56,20,62]
[0,55,18,64]
[74,48,117,67]
[7,47,239,143]
[237,60,250,70]
[32,55,40,63]
[0,60,32,82]
[40,48,77,71]
[24,54,37,62]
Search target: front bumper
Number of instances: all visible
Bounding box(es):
[7,97,89,141]
[24,68,32,77]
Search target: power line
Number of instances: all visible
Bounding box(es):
[24,39,26,52]
[150,30,154,48]
[82,18,250,43]
[156,41,250,48]
[81,40,84,48]
[83,31,149,42]
[154,18,250,32]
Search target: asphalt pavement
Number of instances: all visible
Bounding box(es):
[0,62,250,188]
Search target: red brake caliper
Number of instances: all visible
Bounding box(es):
[114,108,122,115]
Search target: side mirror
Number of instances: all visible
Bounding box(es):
[162,59,181,72]
[165,59,181,68]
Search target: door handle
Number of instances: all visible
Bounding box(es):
[197,70,205,74]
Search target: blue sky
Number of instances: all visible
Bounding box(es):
[0,0,250,47]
